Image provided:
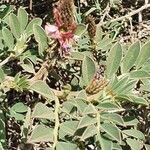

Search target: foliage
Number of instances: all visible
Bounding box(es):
[0,1,150,150]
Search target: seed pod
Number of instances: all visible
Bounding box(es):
[86,78,108,95]
[86,15,96,40]
[53,0,77,32]
[86,65,108,95]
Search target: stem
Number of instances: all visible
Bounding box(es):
[0,54,14,67]
[53,96,60,149]
[99,3,150,26]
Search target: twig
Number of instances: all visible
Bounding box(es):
[0,54,14,67]
[30,59,50,81]
[29,0,33,10]
[100,4,110,23]
[98,3,150,26]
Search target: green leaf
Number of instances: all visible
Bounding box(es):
[25,18,42,36]
[61,100,76,114]
[117,80,136,95]
[95,26,103,44]
[111,75,129,92]
[70,52,84,60]
[81,125,97,140]
[106,43,122,78]
[99,134,113,150]
[126,138,143,150]
[59,121,78,139]
[0,5,13,19]
[135,41,150,68]
[74,98,87,113]
[122,41,140,73]
[9,13,21,39]
[112,143,122,150]
[56,142,77,150]
[33,24,48,55]
[2,27,14,48]
[96,102,120,110]
[23,107,31,130]
[29,80,55,101]
[100,123,121,142]
[0,143,5,150]
[141,61,150,73]
[77,115,97,129]
[97,35,112,51]
[17,7,28,32]
[21,61,35,74]
[82,56,96,86]
[128,95,149,105]
[130,70,150,79]
[29,125,53,143]
[122,129,145,140]
[75,24,87,36]
[83,104,97,115]
[123,116,139,126]
[32,102,54,120]
[101,113,125,126]
[11,102,28,113]
[76,90,87,100]
[10,109,25,121]
[33,24,47,42]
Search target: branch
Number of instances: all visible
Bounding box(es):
[53,96,60,149]
[99,3,150,26]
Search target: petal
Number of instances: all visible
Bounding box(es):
[45,24,58,34]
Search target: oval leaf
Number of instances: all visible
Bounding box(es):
[99,134,113,150]
[122,41,140,73]
[59,121,78,139]
[130,70,150,79]
[29,125,53,143]
[11,102,28,113]
[9,13,21,39]
[75,24,87,36]
[25,18,42,36]
[100,123,121,142]
[101,113,125,126]
[2,27,14,48]
[29,80,55,101]
[123,129,145,140]
[106,43,122,78]
[82,56,96,86]
[17,7,28,32]
[135,41,150,68]
[32,102,54,120]
[77,115,97,129]
[126,138,143,150]
[56,142,77,150]
[81,125,97,140]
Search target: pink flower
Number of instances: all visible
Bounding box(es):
[45,24,60,39]
[45,23,76,57]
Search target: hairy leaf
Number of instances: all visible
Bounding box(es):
[9,13,21,38]
[32,102,54,120]
[135,41,150,68]
[82,55,96,86]
[122,41,140,73]
[29,125,53,143]
[17,7,28,32]
[106,43,122,78]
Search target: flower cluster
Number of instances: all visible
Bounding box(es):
[45,5,77,57]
